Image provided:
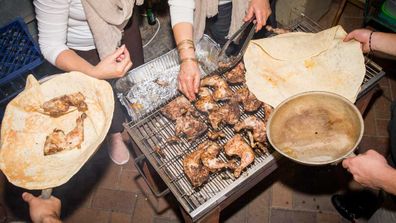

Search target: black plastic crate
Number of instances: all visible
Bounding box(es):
[0,17,43,104]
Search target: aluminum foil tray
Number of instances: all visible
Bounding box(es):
[116,35,220,122]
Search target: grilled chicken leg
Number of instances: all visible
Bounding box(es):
[224,134,255,178]
[195,87,218,113]
[201,75,233,101]
[200,141,237,172]
[208,100,240,129]
[175,115,207,140]
[161,96,197,121]
[234,88,262,113]
[234,116,267,143]
[42,92,88,117]
[183,147,210,187]
[224,62,246,84]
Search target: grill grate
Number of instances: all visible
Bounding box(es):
[125,14,385,221]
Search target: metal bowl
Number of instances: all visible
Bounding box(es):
[267,91,364,165]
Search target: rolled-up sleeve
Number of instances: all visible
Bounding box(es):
[33,0,70,65]
[168,0,195,27]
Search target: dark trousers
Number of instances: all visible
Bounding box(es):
[205,0,277,46]
[75,8,144,134]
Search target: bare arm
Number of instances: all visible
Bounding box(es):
[344,29,396,56]
[343,150,396,195]
[22,192,62,223]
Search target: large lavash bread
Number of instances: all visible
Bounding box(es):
[244,25,365,107]
[0,72,114,190]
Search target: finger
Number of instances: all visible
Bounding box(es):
[22,192,34,203]
[193,75,200,94]
[344,32,356,42]
[244,7,254,21]
[255,10,264,32]
[342,159,350,169]
[110,45,126,60]
[186,78,196,100]
[122,61,133,74]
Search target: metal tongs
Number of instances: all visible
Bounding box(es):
[216,17,257,74]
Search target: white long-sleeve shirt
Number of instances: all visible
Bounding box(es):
[168,0,231,28]
[33,0,95,65]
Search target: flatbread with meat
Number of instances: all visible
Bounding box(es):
[0,72,114,189]
[244,25,365,107]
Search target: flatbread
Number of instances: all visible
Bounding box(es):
[244,25,365,107]
[0,72,114,189]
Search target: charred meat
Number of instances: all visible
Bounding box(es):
[224,134,255,178]
[161,96,197,121]
[201,75,233,101]
[200,141,236,172]
[183,147,210,187]
[195,87,218,113]
[208,130,226,140]
[234,116,267,144]
[224,62,246,84]
[44,113,87,155]
[42,92,87,117]
[175,115,207,140]
[208,100,240,129]
[263,103,274,121]
[234,88,262,112]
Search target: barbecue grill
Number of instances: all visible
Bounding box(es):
[123,14,385,222]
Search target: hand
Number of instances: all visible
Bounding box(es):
[22,192,61,223]
[244,0,272,32]
[342,150,391,189]
[344,29,373,53]
[93,44,133,79]
[178,61,201,100]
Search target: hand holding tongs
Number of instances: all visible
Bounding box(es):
[217,17,257,73]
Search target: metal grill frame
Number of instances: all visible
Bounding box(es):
[124,14,386,221]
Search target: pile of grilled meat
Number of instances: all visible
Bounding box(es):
[160,63,273,188]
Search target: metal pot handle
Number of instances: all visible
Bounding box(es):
[134,155,170,197]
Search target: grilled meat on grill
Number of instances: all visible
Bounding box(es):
[263,103,274,121]
[175,115,207,140]
[201,75,233,101]
[161,96,197,121]
[183,147,210,187]
[200,141,237,172]
[224,62,246,84]
[224,134,255,178]
[234,116,267,144]
[42,92,88,117]
[208,130,226,140]
[234,88,262,112]
[208,100,240,129]
[44,113,87,155]
[195,87,218,113]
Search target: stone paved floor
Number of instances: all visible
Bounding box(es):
[1,1,396,222]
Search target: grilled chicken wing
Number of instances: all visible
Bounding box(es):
[234,116,267,144]
[183,147,210,187]
[44,113,87,155]
[263,103,273,121]
[201,75,233,101]
[195,87,218,113]
[208,100,240,129]
[224,134,255,178]
[175,115,207,140]
[224,62,246,84]
[42,92,87,117]
[161,96,197,121]
[234,88,262,112]
[200,141,236,172]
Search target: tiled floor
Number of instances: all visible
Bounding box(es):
[1,1,396,222]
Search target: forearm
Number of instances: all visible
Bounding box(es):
[379,166,396,195]
[173,23,195,60]
[55,50,97,78]
[372,32,396,56]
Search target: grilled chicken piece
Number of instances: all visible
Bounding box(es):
[208,130,226,140]
[263,103,274,121]
[183,147,210,187]
[201,75,233,101]
[234,116,267,144]
[234,88,262,112]
[195,87,218,113]
[208,100,240,129]
[200,141,237,172]
[224,62,246,84]
[265,25,290,34]
[224,134,255,178]
[42,92,87,117]
[44,113,87,155]
[161,96,197,121]
[175,115,207,140]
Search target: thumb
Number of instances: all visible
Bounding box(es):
[110,45,126,60]
[344,32,355,42]
[22,192,35,203]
